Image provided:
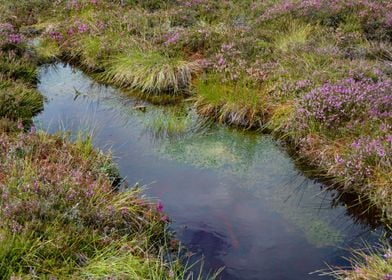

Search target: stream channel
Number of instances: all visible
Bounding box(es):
[34,63,383,280]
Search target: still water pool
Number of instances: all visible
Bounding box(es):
[34,63,382,280]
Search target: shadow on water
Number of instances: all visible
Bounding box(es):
[34,63,385,280]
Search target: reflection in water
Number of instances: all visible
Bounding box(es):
[35,64,383,280]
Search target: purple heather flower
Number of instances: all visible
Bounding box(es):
[8,33,22,44]
[160,215,169,222]
[77,23,89,34]
[164,32,180,46]
[17,122,24,130]
[383,249,392,259]
[49,31,63,42]
[156,201,164,212]
[30,125,36,134]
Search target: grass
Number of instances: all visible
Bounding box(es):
[34,38,62,62]
[195,74,270,127]
[0,79,43,131]
[101,51,201,94]
[273,20,313,52]
[322,243,392,280]
[146,107,192,138]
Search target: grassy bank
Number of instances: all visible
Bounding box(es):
[24,0,391,226]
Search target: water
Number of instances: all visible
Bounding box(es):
[34,63,382,280]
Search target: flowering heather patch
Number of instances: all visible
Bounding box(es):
[0,23,24,49]
[211,43,268,84]
[164,30,181,46]
[262,0,391,21]
[334,133,392,186]
[184,0,206,8]
[7,33,22,44]
[0,22,14,34]
[260,0,392,40]
[0,132,170,277]
[297,77,392,130]
[77,23,89,34]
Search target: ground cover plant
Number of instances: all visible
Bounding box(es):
[0,0,391,278]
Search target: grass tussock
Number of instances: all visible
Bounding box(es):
[0,79,43,130]
[195,74,270,128]
[101,51,202,94]
[323,243,392,280]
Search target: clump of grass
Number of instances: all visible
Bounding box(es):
[146,107,192,138]
[323,243,392,280]
[0,52,37,84]
[34,38,61,62]
[273,20,313,52]
[195,74,270,128]
[101,51,202,94]
[0,78,43,129]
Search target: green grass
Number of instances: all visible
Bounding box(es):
[273,20,313,52]
[322,243,392,280]
[35,38,61,62]
[101,51,201,93]
[0,78,43,130]
[195,74,270,127]
[0,52,37,84]
[146,107,192,137]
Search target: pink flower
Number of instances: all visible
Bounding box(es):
[17,122,24,130]
[156,201,164,212]
[8,34,22,44]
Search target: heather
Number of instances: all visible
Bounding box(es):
[0,131,173,278]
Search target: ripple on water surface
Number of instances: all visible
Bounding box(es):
[35,64,382,280]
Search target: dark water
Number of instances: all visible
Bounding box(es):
[34,63,382,280]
